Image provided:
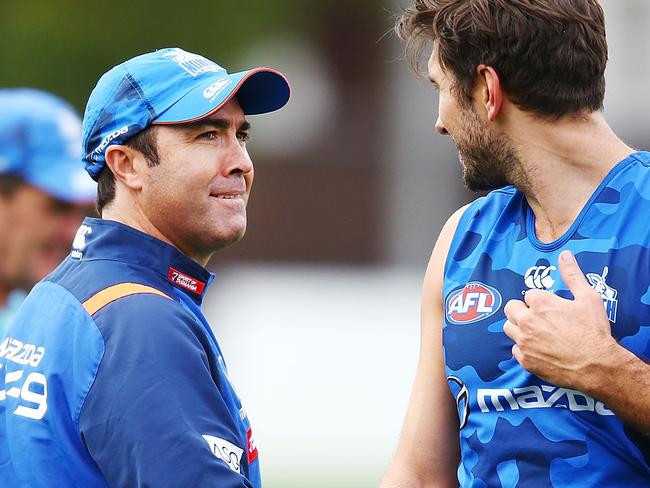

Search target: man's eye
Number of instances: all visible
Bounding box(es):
[198,131,218,140]
[237,131,250,143]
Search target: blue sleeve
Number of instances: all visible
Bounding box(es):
[79,294,252,488]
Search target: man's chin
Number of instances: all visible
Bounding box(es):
[210,226,247,251]
[462,168,509,193]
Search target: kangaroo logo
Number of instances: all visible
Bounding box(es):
[586,266,618,322]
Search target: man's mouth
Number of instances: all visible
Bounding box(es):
[211,191,245,200]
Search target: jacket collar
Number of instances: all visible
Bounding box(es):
[73,217,215,304]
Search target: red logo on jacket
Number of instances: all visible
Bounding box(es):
[247,428,259,464]
[167,267,206,295]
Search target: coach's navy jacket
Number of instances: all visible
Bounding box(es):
[0,217,260,487]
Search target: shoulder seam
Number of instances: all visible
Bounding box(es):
[83,283,172,316]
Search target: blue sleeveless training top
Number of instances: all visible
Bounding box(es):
[443,151,650,487]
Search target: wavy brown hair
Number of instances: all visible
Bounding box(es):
[395,0,608,118]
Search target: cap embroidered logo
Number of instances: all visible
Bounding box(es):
[162,49,222,77]
[203,79,233,103]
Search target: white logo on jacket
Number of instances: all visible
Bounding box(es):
[71,225,92,259]
[202,435,244,473]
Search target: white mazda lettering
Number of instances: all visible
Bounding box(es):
[478,385,613,416]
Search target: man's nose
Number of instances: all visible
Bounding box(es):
[225,142,253,176]
[435,117,449,136]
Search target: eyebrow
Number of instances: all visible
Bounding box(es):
[183,118,251,132]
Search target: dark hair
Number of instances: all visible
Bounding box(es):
[96,126,160,215]
[0,173,26,198]
[396,0,608,118]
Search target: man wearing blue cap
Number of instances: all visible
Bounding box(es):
[0,89,96,337]
[0,48,289,487]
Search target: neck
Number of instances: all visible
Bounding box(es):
[506,112,633,242]
[102,199,212,268]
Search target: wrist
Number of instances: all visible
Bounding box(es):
[580,340,634,400]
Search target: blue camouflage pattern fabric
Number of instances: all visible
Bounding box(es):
[443,151,650,487]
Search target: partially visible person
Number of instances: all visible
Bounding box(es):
[0,89,96,336]
[0,48,289,487]
[382,0,650,487]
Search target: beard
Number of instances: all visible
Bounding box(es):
[453,107,524,192]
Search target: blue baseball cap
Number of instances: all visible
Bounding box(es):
[0,88,96,203]
[82,47,291,180]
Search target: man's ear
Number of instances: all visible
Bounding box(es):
[475,64,503,121]
[104,145,147,191]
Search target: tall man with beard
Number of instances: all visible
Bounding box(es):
[381,1,650,486]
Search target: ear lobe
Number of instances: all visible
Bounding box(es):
[476,64,503,121]
[104,145,145,191]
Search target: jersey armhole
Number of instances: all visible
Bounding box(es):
[443,202,479,276]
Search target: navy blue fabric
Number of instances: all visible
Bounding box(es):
[443,151,650,486]
[0,217,260,487]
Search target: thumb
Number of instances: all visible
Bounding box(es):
[558,250,592,298]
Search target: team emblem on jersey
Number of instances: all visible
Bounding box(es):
[445,282,502,325]
[586,266,618,322]
[524,265,556,291]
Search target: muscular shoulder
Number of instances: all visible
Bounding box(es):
[423,203,473,294]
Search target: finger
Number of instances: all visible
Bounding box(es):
[558,250,592,299]
[502,320,520,342]
[504,299,528,324]
[511,344,524,365]
[523,288,551,308]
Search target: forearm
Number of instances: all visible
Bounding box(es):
[380,460,457,488]
[580,342,650,435]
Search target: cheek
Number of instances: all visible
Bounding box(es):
[246,168,254,192]
[438,93,457,124]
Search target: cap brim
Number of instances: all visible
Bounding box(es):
[153,67,290,124]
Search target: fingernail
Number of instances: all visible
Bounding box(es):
[560,250,575,264]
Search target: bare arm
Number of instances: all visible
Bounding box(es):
[503,250,650,435]
[380,206,468,488]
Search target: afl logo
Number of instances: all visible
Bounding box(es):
[445,282,502,325]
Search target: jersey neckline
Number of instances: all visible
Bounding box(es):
[525,151,643,252]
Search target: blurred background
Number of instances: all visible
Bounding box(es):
[1,0,648,486]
